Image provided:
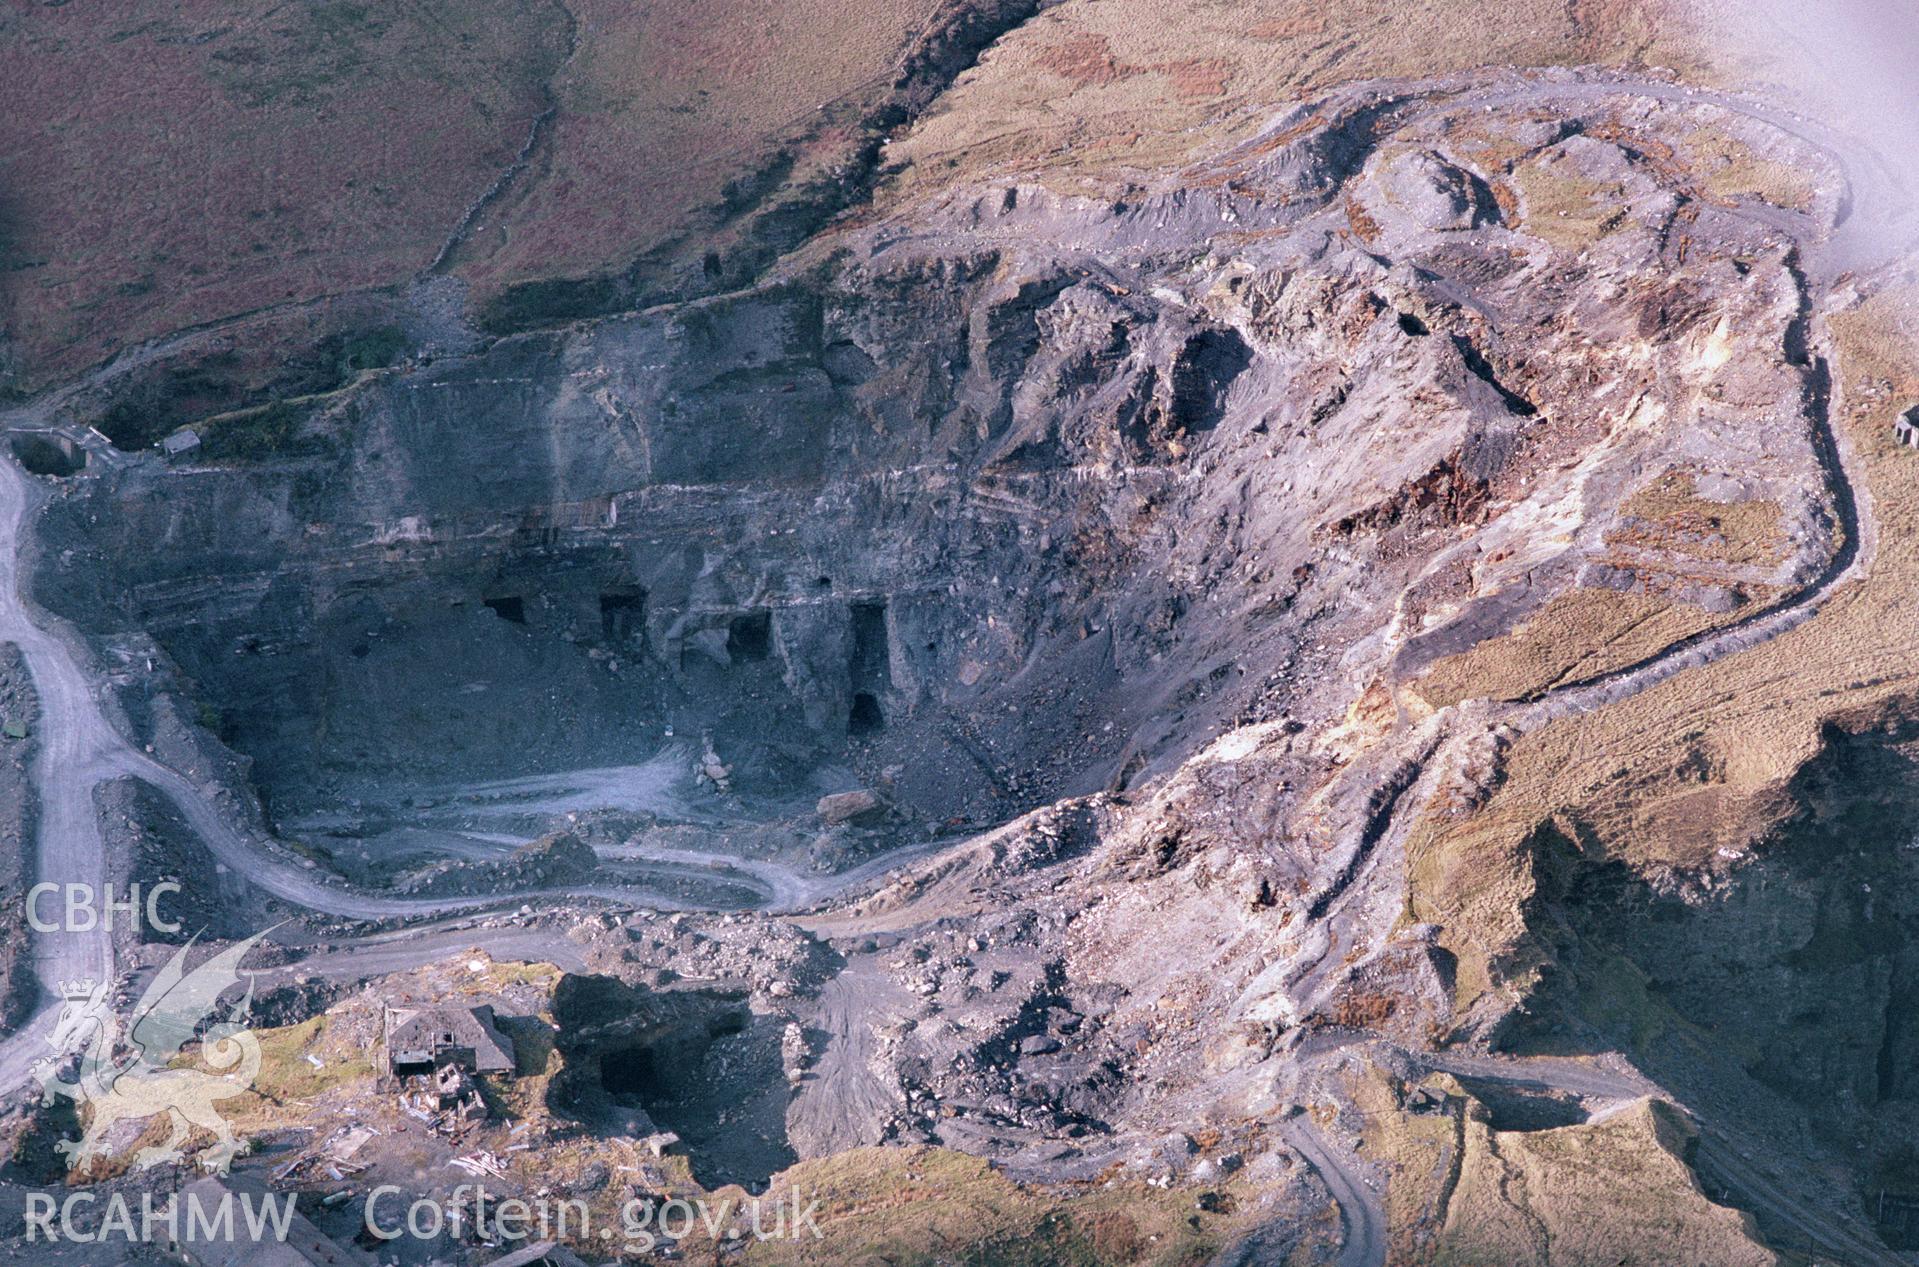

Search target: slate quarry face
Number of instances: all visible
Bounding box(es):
[39,76,1834,860]
[17,55,1912,1257]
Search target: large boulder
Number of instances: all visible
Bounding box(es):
[816,789,888,826]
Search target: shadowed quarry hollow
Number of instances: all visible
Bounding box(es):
[555,974,796,1190]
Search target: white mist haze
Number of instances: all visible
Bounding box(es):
[1695,0,1919,271]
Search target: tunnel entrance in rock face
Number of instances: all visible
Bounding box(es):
[596,1007,792,1188]
[849,601,889,733]
[598,1011,750,1103]
[483,595,526,624]
[10,433,86,477]
[599,1043,664,1098]
[727,610,772,660]
[600,590,646,645]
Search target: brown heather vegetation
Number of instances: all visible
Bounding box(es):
[1408,284,1919,1020]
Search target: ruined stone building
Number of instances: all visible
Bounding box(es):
[383,1003,516,1078]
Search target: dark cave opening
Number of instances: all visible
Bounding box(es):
[600,1043,665,1099]
[849,600,890,733]
[483,595,527,625]
[593,1009,750,1110]
[600,590,647,645]
[850,692,885,735]
[726,610,772,660]
[591,1006,792,1190]
[1168,328,1254,433]
[850,601,888,675]
[10,434,86,477]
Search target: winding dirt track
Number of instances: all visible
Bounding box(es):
[0,65,1906,1267]
[0,433,947,1090]
[0,446,114,1092]
[1280,1118,1388,1267]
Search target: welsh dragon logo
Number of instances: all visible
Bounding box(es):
[33,930,270,1175]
